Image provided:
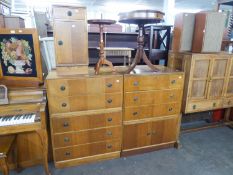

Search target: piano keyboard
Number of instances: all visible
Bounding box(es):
[0,113,37,127]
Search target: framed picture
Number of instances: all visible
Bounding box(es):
[0,29,43,84]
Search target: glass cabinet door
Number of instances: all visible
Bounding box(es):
[189,55,211,100]
[208,56,229,99]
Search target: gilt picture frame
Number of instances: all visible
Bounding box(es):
[0,29,43,84]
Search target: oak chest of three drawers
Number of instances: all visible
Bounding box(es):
[46,71,123,168]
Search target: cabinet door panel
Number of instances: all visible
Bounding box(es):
[123,122,151,150]
[212,59,227,77]
[54,20,88,65]
[227,78,233,95]
[209,79,224,98]
[190,80,207,98]
[193,59,210,78]
[151,117,178,145]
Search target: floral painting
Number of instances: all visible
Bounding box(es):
[0,34,37,77]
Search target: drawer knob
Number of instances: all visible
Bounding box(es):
[67,11,72,16]
[193,105,196,109]
[106,131,112,136]
[107,144,112,149]
[169,94,174,98]
[65,152,71,156]
[213,103,216,107]
[106,83,113,88]
[228,101,231,105]
[147,132,151,136]
[133,81,139,86]
[169,108,173,112]
[58,40,63,46]
[171,80,176,84]
[107,118,112,122]
[64,137,70,142]
[62,103,67,107]
[133,112,138,116]
[63,122,69,127]
[107,99,112,104]
[133,97,138,101]
[60,85,66,91]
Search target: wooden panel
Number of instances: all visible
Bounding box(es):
[53,126,121,148]
[54,140,121,161]
[190,80,208,99]
[124,103,180,121]
[227,78,233,95]
[53,6,86,20]
[4,16,25,28]
[223,98,233,108]
[123,122,151,150]
[151,117,178,145]
[47,76,123,96]
[49,93,122,114]
[208,79,224,98]
[193,59,210,78]
[124,74,184,92]
[53,20,88,65]
[51,111,122,133]
[124,89,182,107]
[212,59,228,77]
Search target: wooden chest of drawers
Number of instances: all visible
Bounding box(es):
[46,70,123,168]
[122,66,184,156]
[168,52,233,113]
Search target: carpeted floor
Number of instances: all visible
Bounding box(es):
[4,127,233,175]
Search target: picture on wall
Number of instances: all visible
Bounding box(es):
[0,29,43,83]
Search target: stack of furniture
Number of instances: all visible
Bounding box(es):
[46,5,185,168]
[169,11,233,129]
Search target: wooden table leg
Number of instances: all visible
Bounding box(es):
[0,157,9,175]
[36,130,50,175]
[142,51,160,72]
[126,49,140,73]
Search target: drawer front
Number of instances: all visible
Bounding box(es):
[223,98,233,108]
[51,111,122,133]
[53,6,86,20]
[53,126,122,148]
[186,100,223,113]
[124,74,183,92]
[54,20,88,65]
[49,93,122,114]
[47,76,123,97]
[124,89,182,107]
[54,140,121,161]
[124,103,181,121]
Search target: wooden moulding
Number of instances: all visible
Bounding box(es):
[56,65,89,76]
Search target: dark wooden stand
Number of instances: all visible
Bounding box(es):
[119,10,164,73]
[88,19,116,74]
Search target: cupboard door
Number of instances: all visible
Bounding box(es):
[189,56,211,100]
[151,117,178,145]
[208,57,228,99]
[54,20,88,65]
[226,59,233,97]
[123,122,151,150]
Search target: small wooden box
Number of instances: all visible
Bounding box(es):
[172,13,195,52]
[192,12,227,53]
[4,16,25,28]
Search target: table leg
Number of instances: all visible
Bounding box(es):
[0,157,9,175]
[36,130,50,175]
[142,51,159,71]
[126,49,140,73]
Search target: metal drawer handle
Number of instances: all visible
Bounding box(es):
[60,85,66,91]
[58,40,63,46]
[106,131,112,136]
[171,80,176,84]
[133,112,138,116]
[106,83,112,88]
[64,137,70,142]
[63,122,69,127]
[107,118,112,122]
[67,10,72,16]
[107,144,112,149]
[107,99,112,104]
[169,108,173,112]
[62,103,67,107]
[169,94,174,98]
[65,152,71,156]
[133,81,139,86]
[193,105,196,109]
[213,103,216,107]
[133,97,138,101]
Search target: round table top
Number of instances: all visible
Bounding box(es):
[118,10,164,25]
[88,19,116,25]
